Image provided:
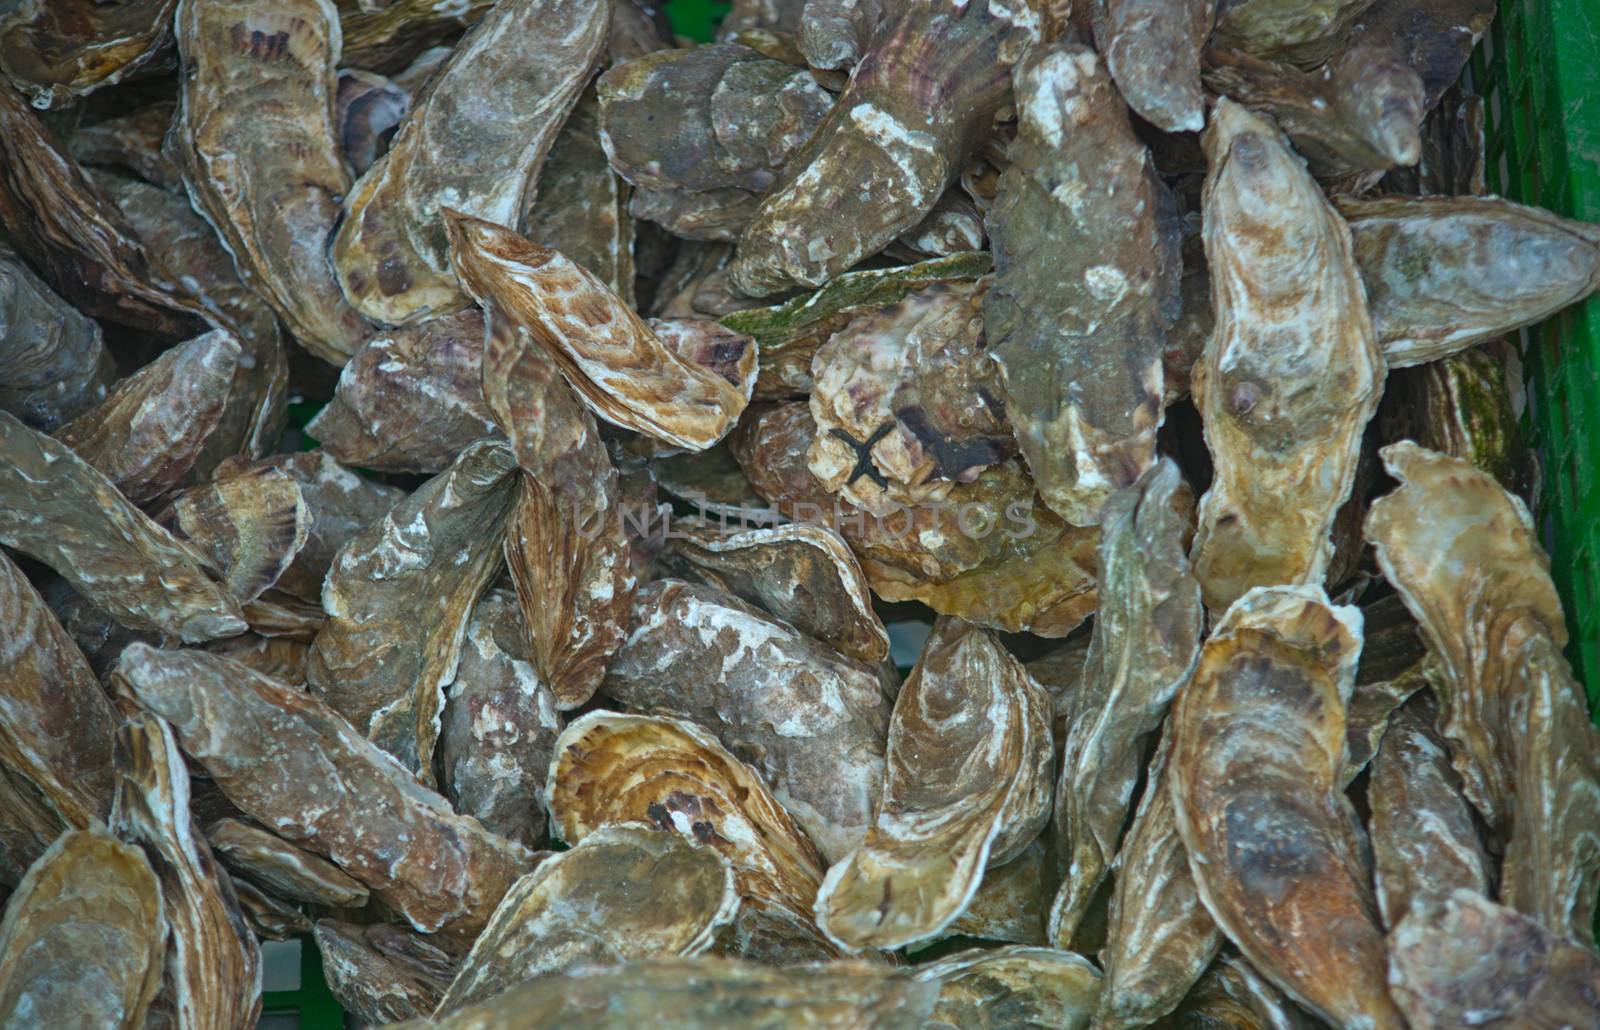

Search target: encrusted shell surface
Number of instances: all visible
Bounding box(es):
[207,818,370,908]
[1211,0,1378,67]
[916,946,1102,1030]
[1094,0,1213,132]
[314,920,439,1024]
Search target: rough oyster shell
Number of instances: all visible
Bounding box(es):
[0,0,177,108]
[0,245,115,432]
[916,946,1102,1030]
[69,101,184,192]
[1092,0,1213,133]
[160,465,311,606]
[314,920,439,1024]
[206,818,370,908]
[1211,0,1378,68]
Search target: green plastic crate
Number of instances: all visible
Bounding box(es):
[1477,0,1600,711]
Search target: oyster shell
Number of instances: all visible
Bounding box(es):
[1157,954,1321,1030]
[1339,195,1600,368]
[233,880,311,941]
[666,519,889,662]
[887,189,986,260]
[986,44,1180,526]
[332,0,608,325]
[798,0,884,70]
[730,0,1036,296]
[1211,0,1377,67]
[306,439,519,778]
[0,828,166,1028]
[335,67,410,176]
[545,711,828,923]
[1049,460,1202,943]
[206,818,370,908]
[0,0,176,108]
[307,309,500,474]
[917,946,1102,1030]
[943,837,1051,946]
[174,0,372,364]
[1092,0,1213,133]
[1169,585,1402,1029]
[54,330,240,505]
[0,411,247,642]
[365,922,461,995]
[1344,0,1497,110]
[721,0,807,38]
[115,643,539,939]
[337,0,495,73]
[813,618,1052,952]
[161,465,311,605]
[436,824,740,1013]
[1387,889,1600,1029]
[0,245,115,432]
[314,920,439,1024]
[711,896,851,966]
[1368,701,1491,929]
[602,579,892,864]
[110,713,262,1030]
[1189,99,1383,612]
[436,588,562,849]
[69,101,184,192]
[1379,338,1529,495]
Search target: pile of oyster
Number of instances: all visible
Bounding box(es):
[2,0,1598,1026]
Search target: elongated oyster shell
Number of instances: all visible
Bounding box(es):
[111,713,262,1030]
[315,920,439,1024]
[941,838,1051,946]
[206,633,311,688]
[1379,339,1529,495]
[986,44,1179,526]
[711,896,851,967]
[174,0,372,364]
[1211,0,1377,67]
[666,519,889,662]
[798,0,884,70]
[69,101,184,192]
[602,579,892,864]
[436,588,561,849]
[0,245,114,432]
[814,618,1052,951]
[162,466,310,605]
[1189,99,1383,612]
[0,411,246,642]
[437,824,740,1013]
[0,828,166,1027]
[333,0,607,325]
[365,922,461,995]
[1170,585,1402,1029]
[1387,890,1600,1029]
[0,764,62,888]
[1049,460,1201,943]
[0,0,177,108]
[307,310,499,473]
[0,550,116,837]
[1338,195,1600,368]
[306,439,518,778]
[1203,47,1424,179]
[1157,954,1321,1030]
[730,0,1036,296]
[1342,658,1429,786]
[917,946,1101,1030]
[0,87,205,338]
[234,880,311,941]
[115,643,538,939]
[1345,0,1497,110]
[207,818,369,907]
[336,0,495,73]
[336,68,409,176]
[1368,701,1491,929]
[55,330,239,505]
[546,711,828,922]
[1092,0,1212,132]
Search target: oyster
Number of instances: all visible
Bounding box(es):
[0,0,177,108]
[1387,890,1600,1029]
[1379,339,1529,494]
[545,711,828,922]
[1368,701,1492,929]
[1157,954,1321,1030]
[917,946,1102,1030]
[602,579,892,863]
[944,838,1051,946]
[206,818,370,908]
[332,0,608,325]
[1170,586,1401,1029]
[337,0,495,73]
[1189,99,1384,612]
[730,0,1036,296]
[174,0,372,364]
[1203,47,1424,179]
[808,279,1013,516]
[0,411,247,642]
[1339,195,1600,368]
[813,618,1052,952]
[54,330,240,505]
[888,189,986,260]
[1049,460,1202,944]
[0,245,115,432]
[436,588,562,849]
[115,643,539,939]
[1091,0,1213,132]
[437,824,740,1013]
[306,439,519,778]
[314,920,439,1024]
[234,880,311,941]
[335,68,410,176]
[1343,659,1429,786]
[1210,0,1377,67]
[1345,0,1497,110]
[307,309,500,474]
[365,922,461,996]
[666,519,889,662]
[711,896,851,966]
[798,0,884,70]
[69,101,184,192]
[986,44,1179,526]
[110,713,262,1030]
[0,828,165,1028]
[721,0,807,37]
[162,466,311,605]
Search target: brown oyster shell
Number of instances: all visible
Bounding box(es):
[315,920,439,1024]
[69,101,184,192]
[813,618,1052,952]
[436,824,740,1013]
[1169,585,1402,1029]
[944,838,1051,947]
[110,713,262,1030]
[336,0,495,73]
[161,465,311,605]
[887,188,986,260]
[798,0,884,70]
[233,880,311,941]
[332,0,608,325]
[0,828,166,1027]
[1189,99,1383,612]
[206,818,370,908]
[1211,0,1377,68]
[601,579,892,864]
[1048,460,1202,944]
[1155,954,1321,1030]
[0,244,115,432]
[1345,0,1497,110]
[0,0,176,108]
[916,946,1102,1030]
[306,439,519,779]
[1093,0,1213,133]
[173,0,372,364]
[0,411,247,642]
[364,922,462,995]
[335,67,410,176]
